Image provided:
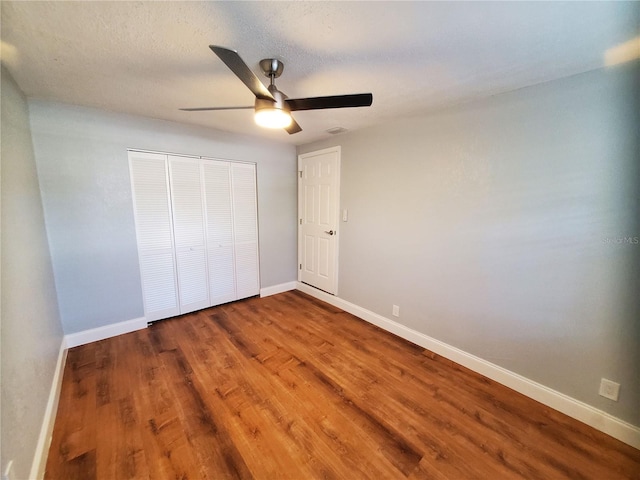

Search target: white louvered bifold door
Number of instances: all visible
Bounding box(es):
[168,156,210,314]
[231,162,260,299]
[128,151,180,321]
[131,152,260,322]
[202,160,237,306]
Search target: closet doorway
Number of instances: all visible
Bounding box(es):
[129,150,259,321]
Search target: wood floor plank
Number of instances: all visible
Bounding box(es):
[158,344,254,479]
[213,302,424,476]
[46,291,640,480]
[127,330,201,480]
[165,315,314,479]
[237,298,527,474]
[175,311,351,479]
[226,296,524,479]
[94,396,150,480]
[45,345,97,476]
[260,293,640,478]
[50,449,97,480]
[94,333,150,480]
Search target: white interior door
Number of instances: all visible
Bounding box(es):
[168,156,210,314]
[298,147,340,294]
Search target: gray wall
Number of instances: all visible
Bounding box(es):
[28,102,297,334]
[299,63,639,426]
[1,67,65,480]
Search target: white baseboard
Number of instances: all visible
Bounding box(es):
[295,282,640,450]
[29,339,68,479]
[64,316,147,348]
[260,281,297,298]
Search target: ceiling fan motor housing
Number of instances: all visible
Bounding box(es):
[255,85,289,113]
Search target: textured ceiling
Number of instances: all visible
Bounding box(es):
[1,1,638,145]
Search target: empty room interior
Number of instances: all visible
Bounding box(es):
[1,2,639,479]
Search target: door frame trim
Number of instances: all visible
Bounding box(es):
[297,146,341,295]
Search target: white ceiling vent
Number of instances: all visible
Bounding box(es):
[326,127,348,135]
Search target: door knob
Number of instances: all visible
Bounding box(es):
[324,230,335,235]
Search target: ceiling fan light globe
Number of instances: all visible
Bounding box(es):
[254,108,292,129]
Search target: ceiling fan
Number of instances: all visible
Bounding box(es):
[180,46,373,135]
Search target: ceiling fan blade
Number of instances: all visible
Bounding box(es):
[285,118,302,135]
[180,106,253,111]
[286,93,373,111]
[209,45,274,101]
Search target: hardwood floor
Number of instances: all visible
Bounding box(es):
[46,290,640,479]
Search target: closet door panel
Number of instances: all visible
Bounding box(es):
[139,252,179,314]
[202,160,237,305]
[175,247,209,313]
[235,242,260,299]
[129,152,179,321]
[207,245,236,305]
[231,163,258,243]
[169,157,206,248]
[169,156,210,313]
[202,161,234,244]
[231,163,260,299]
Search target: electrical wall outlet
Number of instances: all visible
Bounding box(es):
[392,305,400,317]
[599,378,620,401]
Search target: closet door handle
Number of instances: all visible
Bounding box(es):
[324,230,335,236]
